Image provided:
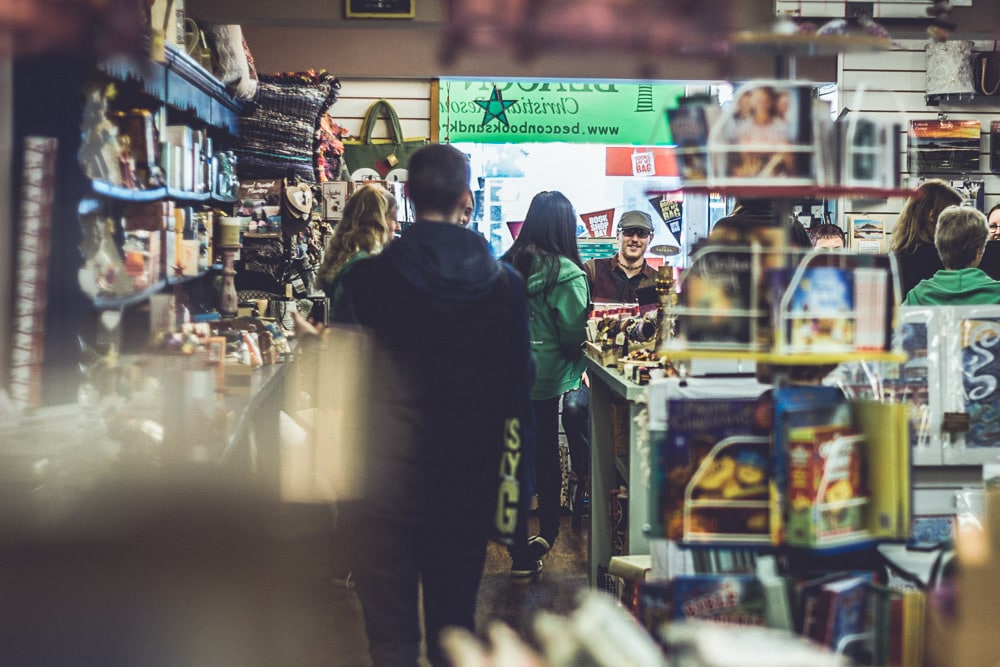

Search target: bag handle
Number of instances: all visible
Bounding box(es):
[980,55,1000,95]
[360,99,405,146]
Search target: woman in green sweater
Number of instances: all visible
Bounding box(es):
[316,183,398,308]
[904,205,1000,305]
[502,190,591,576]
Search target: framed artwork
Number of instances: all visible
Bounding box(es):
[321,181,349,221]
[847,214,889,254]
[345,0,414,19]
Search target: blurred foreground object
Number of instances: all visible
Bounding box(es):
[0,0,146,58]
[442,0,734,64]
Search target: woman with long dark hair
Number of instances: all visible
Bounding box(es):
[502,190,590,577]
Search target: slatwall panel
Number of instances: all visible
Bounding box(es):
[838,38,1000,228]
[328,78,434,143]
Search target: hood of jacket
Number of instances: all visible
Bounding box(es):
[381,221,502,317]
[905,267,1000,305]
[525,255,586,300]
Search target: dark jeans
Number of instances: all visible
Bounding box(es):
[532,395,562,544]
[347,507,488,667]
[561,385,590,490]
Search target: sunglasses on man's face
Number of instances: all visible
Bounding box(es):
[620,228,651,239]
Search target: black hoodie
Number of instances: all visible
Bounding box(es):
[332,221,534,532]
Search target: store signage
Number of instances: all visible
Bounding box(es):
[507,220,524,240]
[605,147,678,177]
[580,208,616,238]
[649,195,683,238]
[440,80,685,145]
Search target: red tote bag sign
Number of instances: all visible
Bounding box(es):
[580,208,616,238]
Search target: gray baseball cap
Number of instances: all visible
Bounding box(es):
[618,210,653,232]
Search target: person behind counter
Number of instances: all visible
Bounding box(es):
[565,209,660,533]
[582,210,658,304]
[810,223,846,250]
[904,205,1000,305]
[501,190,590,578]
[890,178,963,299]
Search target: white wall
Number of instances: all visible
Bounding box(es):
[838,38,1000,240]
[333,78,434,143]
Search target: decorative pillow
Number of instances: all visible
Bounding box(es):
[235,70,341,183]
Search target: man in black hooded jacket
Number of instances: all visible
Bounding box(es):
[332,143,535,667]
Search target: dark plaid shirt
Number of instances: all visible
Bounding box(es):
[583,255,658,303]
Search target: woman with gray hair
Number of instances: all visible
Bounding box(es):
[903,205,1000,305]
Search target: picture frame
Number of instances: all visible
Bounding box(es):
[345,0,414,19]
[321,181,349,221]
[847,214,889,254]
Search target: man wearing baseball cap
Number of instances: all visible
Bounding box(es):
[583,209,659,304]
[567,210,659,530]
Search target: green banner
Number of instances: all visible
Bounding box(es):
[439,80,685,145]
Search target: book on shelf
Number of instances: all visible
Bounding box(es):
[786,266,855,352]
[785,423,868,548]
[712,82,817,183]
[782,260,890,353]
[839,114,901,190]
[669,574,769,626]
[652,397,771,542]
[666,95,718,183]
[676,249,757,347]
[773,386,910,548]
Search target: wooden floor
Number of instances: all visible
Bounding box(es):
[278,511,591,667]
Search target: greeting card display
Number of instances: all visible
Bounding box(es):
[666,95,718,183]
[709,82,816,184]
[908,119,981,173]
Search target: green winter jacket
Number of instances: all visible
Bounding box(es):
[903,267,1000,305]
[321,250,371,310]
[525,255,590,400]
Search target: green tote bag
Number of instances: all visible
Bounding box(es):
[342,99,428,182]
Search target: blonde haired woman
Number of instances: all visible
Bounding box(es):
[890,178,962,298]
[317,183,398,307]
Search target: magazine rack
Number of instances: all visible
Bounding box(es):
[660,246,905,365]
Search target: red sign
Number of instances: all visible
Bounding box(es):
[605,146,679,177]
[507,220,524,240]
[580,208,616,238]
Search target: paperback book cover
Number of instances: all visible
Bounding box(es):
[771,385,849,546]
[785,424,869,547]
[908,119,981,173]
[670,575,768,626]
[717,83,814,181]
[666,96,717,182]
[678,249,757,346]
[654,398,771,541]
[786,266,855,352]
